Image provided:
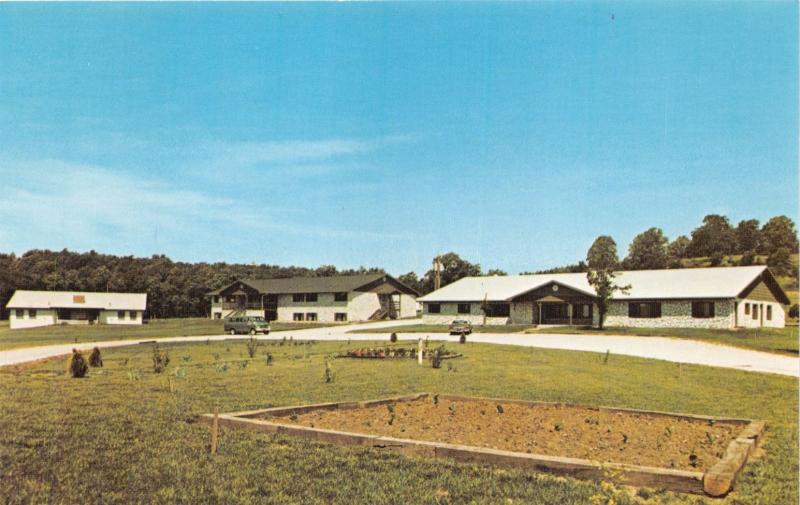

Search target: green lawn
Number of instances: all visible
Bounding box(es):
[0,318,336,351]
[0,340,796,504]
[348,324,538,335]
[349,323,798,355]
[524,326,799,356]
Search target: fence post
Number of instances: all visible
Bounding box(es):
[417,338,423,365]
[211,407,219,455]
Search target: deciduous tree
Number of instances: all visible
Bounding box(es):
[623,228,668,270]
[687,214,736,257]
[760,216,799,255]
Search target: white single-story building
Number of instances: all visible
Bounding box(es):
[207,273,419,323]
[5,290,148,330]
[418,266,789,329]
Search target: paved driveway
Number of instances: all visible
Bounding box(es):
[2,319,797,377]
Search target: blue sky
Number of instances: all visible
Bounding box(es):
[0,2,796,275]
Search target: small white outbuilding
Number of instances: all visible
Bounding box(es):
[5,290,148,330]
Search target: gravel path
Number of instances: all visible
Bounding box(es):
[2,319,797,377]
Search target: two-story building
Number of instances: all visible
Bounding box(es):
[207,273,419,323]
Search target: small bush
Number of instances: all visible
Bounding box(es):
[431,345,445,369]
[246,337,259,358]
[152,344,170,373]
[264,352,274,366]
[459,332,466,344]
[390,332,397,343]
[89,347,103,367]
[324,358,334,383]
[789,304,799,319]
[69,350,89,378]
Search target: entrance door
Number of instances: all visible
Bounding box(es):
[542,303,569,324]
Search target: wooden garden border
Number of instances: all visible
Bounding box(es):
[200,393,765,497]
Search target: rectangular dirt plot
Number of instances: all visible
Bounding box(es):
[202,393,765,497]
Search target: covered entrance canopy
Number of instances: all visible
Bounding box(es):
[512,283,597,325]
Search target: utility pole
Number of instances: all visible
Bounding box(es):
[433,255,442,291]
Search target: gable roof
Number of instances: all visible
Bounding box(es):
[207,273,419,296]
[6,290,147,310]
[418,266,786,303]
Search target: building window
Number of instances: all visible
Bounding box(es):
[766,305,772,321]
[292,294,304,303]
[427,303,441,314]
[744,303,750,315]
[129,311,137,320]
[306,312,318,321]
[484,303,510,317]
[29,309,37,318]
[691,301,715,319]
[628,302,662,318]
[305,293,318,302]
[15,309,24,318]
[752,305,759,320]
[293,313,304,321]
[118,310,126,319]
[335,313,347,322]
[457,303,471,314]
[334,292,348,302]
[571,303,592,319]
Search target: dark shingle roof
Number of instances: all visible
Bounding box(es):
[207,273,418,296]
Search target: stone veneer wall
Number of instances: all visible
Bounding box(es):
[421,303,510,326]
[604,299,735,329]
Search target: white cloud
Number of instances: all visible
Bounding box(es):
[192,134,414,177]
[0,156,410,256]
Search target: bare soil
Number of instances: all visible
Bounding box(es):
[266,398,740,471]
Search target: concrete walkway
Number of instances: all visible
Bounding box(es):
[2,319,797,377]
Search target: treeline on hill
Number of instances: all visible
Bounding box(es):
[529,214,799,279]
[0,250,384,319]
[1,214,796,320]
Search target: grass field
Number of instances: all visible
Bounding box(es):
[0,340,796,504]
[349,324,538,335]
[524,326,799,356]
[351,323,799,355]
[0,318,336,351]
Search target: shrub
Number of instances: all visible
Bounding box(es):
[152,344,170,373]
[324,358,334,383]
[431,348,443,369]
[789,304,799,319]
[246,337,259,358]
[264,352,274,366]
[69,349,88,378]
[89,347,103,367]
[390,332,398,343]
[459,332,467,344]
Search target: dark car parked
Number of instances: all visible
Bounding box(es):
[448,319,473,335]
